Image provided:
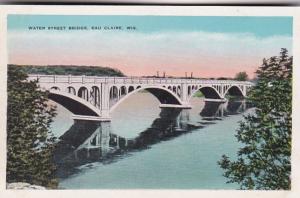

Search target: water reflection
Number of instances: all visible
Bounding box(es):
[54,99,251,178]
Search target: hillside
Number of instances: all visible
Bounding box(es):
[8,64,125,77]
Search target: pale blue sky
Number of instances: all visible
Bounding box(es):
[7,15,293,78]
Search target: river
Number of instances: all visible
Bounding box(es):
[50,91,253,189]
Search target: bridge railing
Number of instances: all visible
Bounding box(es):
[27,74,254,86]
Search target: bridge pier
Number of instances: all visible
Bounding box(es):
[203,98,227,103]
[159,104,192,109]
[72,114,111,121]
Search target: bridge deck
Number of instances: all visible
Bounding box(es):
[27,74,253,85]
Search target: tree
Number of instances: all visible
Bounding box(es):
[6,65,58,188]
[217,77,230,80]
[218,48,292,190]
[235,71,249,81]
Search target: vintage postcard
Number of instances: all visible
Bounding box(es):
[0,5,299,198]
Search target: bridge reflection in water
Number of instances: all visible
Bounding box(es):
[54,100,252,178]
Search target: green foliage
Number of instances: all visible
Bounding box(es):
[218,48,292,190]
[234,71,249,81]
[217,77,230,80]
[8,64,125,77]
[193,91,204,98]
[7,65,58,188]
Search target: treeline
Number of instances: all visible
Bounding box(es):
[142,72,250,81]
[8,64,125,77]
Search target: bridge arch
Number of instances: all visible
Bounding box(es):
[189,86,222,100]
[224,85,245,97]
[172,86,177,94]
[110,86,183,113]
[109,86,118,100]
[66,86,76,95]
[91,86,100,107]
[51,86,60,91]
[120,86,127,97]
[177,86,181,97]
[78,86,89,101]
[128,86,134,93]
[48,90,100,117]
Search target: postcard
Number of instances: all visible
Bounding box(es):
[0,5,299,198]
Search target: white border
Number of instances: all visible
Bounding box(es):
[0,5,299,198]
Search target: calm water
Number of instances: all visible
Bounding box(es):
[50,92,252,189]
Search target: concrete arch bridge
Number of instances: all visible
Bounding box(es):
[27,75,253,121]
